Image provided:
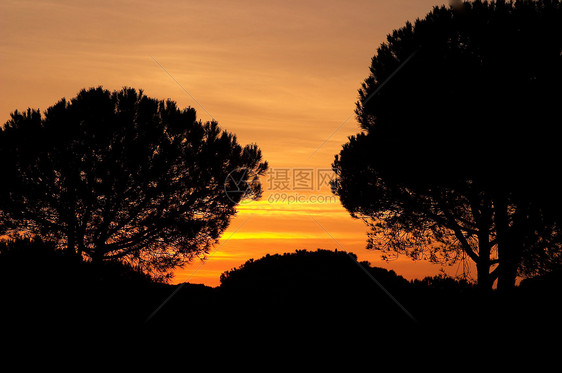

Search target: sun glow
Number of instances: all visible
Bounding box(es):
[0,0,449,287]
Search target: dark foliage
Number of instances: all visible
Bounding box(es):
[333,0,562,291]
[0,87,267,278]
[1,243,560,361]
[219,249,411,320]
[0,237,170,337]
[220,249,409,290]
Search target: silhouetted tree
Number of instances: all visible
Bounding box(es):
[0,87,267,277]
[333,0,562,291]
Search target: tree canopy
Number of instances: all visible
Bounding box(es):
[0,87,267,278]
[333,0,562,291]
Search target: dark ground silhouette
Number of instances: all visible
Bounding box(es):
[2,242,560,360]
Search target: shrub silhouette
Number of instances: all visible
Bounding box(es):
[0,236,166,333]
[219,249,413,327]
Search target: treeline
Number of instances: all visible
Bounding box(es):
[2,239,559,334]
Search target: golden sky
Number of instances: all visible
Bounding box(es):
[0,0,461,286]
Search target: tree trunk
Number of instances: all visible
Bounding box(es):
[66,229,76,257]
[92,243,105,265]
[477,230,492,292]
[470,192,493,293]
[499,217,525,292]
[494,194,518,292]
[497,242,519,292]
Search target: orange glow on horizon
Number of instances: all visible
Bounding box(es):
[1,0,452,287]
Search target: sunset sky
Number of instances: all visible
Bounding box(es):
[0,0,465,286]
